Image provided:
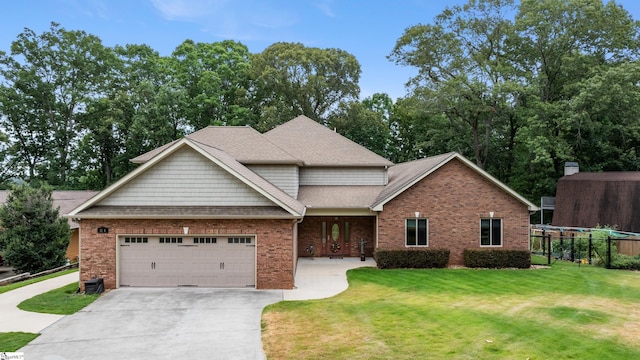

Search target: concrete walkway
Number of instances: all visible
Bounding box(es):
[284,257,376,300]
[0,272,79,333]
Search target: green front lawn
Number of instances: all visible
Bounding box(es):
[262,261,640,359]
[0,332,39,352]
[18,282,100,315]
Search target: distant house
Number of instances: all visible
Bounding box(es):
[68,116,537,290]
[0,190,98,262]
[552,171,640,232]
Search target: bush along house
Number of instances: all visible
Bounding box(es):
[67,115,538,290]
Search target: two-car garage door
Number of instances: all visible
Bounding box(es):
[119,236,255,288]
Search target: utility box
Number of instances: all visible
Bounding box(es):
[85,278,104,294]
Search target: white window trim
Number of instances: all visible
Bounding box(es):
[405,218,429,247]
[480,218,503,247]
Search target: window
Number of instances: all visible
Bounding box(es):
[480,218,502,246]
[406,218,428,246]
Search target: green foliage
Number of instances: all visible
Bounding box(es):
[374,249,450,269]
[463,249,531,268]
[252,42,361,130]
[0,183,70,273]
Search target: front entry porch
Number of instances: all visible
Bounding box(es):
[297,216,376,258]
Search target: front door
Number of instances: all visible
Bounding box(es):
[324,221,348,257]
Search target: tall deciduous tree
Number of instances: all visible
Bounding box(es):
[389,0,519,170]
[252,42,361,130]
[171,39,256,130]
[0,183,70,273]
[0,22,115,186]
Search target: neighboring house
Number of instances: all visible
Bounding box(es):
[0,190,98,262]
[68,116,537,290]
[553,171,640,232]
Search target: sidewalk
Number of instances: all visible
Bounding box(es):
[0,272,79,333]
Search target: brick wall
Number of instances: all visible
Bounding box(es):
[378,159,531,265]
[79,218,294,290]
[298,216,375,257]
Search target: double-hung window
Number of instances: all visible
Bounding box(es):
[406,218,428,246]
[480,218,502,246]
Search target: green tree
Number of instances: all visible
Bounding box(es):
[0,22,115,186]
[0,183,70,273]
[328,100,390,157]
[389,0,519,170]
[252,42,361,130]
[509,0,640,199]
[171,39,256,130]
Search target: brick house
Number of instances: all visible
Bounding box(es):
[68,116,537,290]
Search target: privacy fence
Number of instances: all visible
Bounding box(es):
[530,225,640,269]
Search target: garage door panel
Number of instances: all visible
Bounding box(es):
[119,236,255,288]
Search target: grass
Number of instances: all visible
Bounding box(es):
[262,260,640,359]
[0,268,78,295]
[0,332,39,352]
[18,282,100,315]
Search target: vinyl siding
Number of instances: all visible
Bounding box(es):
[247,165,299,198]
[99,147,274,207]
[299,167,387,186]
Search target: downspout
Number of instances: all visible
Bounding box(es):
[291,207,307,288]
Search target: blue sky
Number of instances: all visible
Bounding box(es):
[2,0,640,101]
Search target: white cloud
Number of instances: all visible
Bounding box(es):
[150,0,228,20]
[313,0,335,18]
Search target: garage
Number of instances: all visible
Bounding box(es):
[119,235,256,288]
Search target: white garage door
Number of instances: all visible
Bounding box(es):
[119,236,255,288]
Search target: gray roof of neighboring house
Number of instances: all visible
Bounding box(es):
[298,186,385,209]
[263,115,394,167]
[0,190,99,229]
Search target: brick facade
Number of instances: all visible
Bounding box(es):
[377,159,530,265]
[79,218,295,290]
[298,216,375,257]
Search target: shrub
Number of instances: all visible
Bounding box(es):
[374,249,450,269]
[609,254,640,270]
[0,183,70,273]
[463,249,531,269]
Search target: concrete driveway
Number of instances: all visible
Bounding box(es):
[16,258,376,360]
[20,288,283,360]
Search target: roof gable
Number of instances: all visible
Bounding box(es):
[69,139,305,218]
[371,152,538,211]
[264,115,394,167]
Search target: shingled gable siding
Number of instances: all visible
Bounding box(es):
[298,216,376,257]
[377,159,530,265]
[79,218,295,290]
